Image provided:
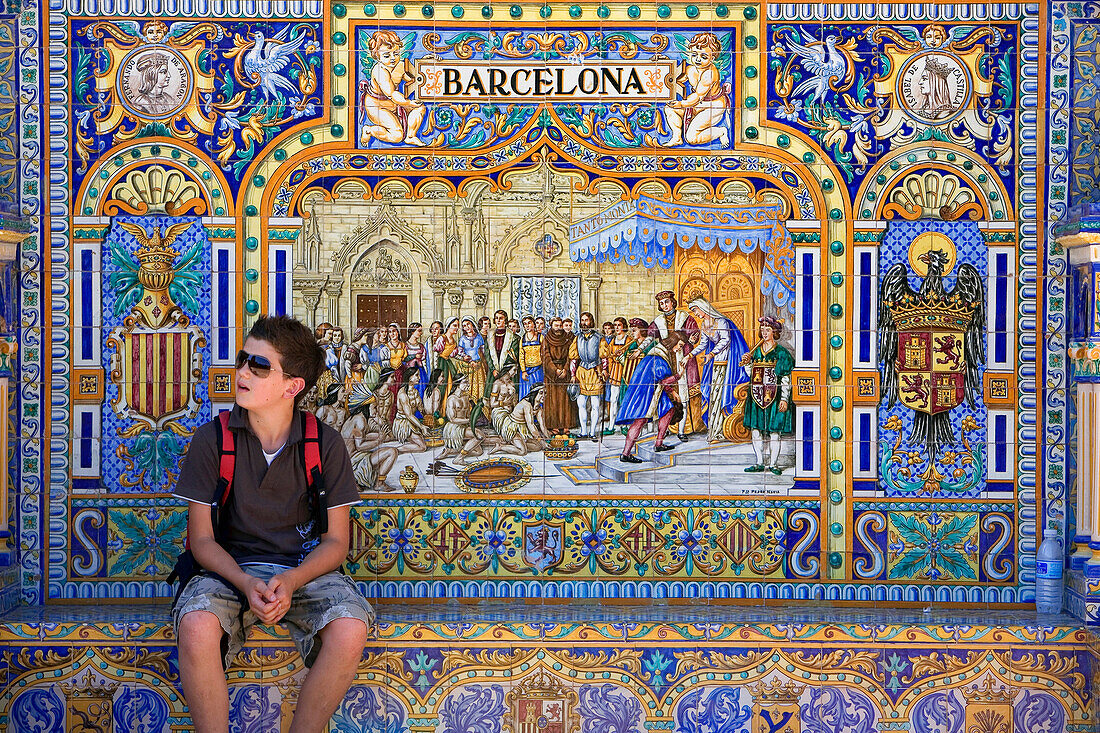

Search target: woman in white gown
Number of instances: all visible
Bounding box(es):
[686,297,750,442]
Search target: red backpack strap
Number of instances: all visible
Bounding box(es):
[210,411,236,540]
[300,411,328,536]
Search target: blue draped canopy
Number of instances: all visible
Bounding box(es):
[568,196,795,311]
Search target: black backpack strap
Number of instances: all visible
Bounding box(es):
[300,411,328,537]
[212,410,236,541]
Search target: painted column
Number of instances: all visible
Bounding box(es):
[1061,214,1100,619]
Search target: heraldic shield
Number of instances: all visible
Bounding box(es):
[750,363,778,409]
[895,325,967,415]
[523,520,563,572]
[108,312,205,434]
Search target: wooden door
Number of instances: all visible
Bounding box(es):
[356,295,407,329]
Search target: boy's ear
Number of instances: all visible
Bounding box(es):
[285,376,306,401]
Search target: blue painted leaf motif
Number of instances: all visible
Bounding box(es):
[331,685,410,733]
[889,549,931,580]
[909,691,964,733]
[113,687,169,733]
[1012,690,1065,733]
[673,687,750,733]
[437,684,506,733]
[229,685,280,733]
[10,688,65,733]
[891,514,932,545]
[578,684,644,733]
[937,514,977,546]
[801,687,876,733]
[937,547,976,580]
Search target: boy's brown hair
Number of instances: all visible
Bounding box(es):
[248,315,326,406]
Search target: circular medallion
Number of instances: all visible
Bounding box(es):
[908,231,957,278]
[118,46,192,121]
[897,51,971,126]
[454,456,532,494]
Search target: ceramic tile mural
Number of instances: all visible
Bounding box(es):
[0,607,1091,732]
[3,0,1099,726]
[25,0,1065,607]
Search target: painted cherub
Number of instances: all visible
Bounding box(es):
[359,29,426,146]
[664,32,730,146]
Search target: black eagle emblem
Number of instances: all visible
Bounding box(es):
[878,248,985,464]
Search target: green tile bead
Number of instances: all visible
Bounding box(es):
[829,303,843,317]
[333,94,346,108]
[743,5,756,19]
[828,552,843,568]
[714,4,728,17]
[830,489,843,503]
[509,3,521,16]
[393,3,406,15]
[830,522,844,535]
[745,66,757,79]
[131,149,141,158]
[745,96,757,109]
[150,145,161,155]
[539,4,551,16]
[300,132,314,145]
[245,237,259,250]
[829,208,842,220]
[212,189,221,198]
[597,4,609,17]
[451,5,463,16]
[685,4,699,18]
[776,133,789,148]
[830,240,844,255]
[627,4,639,17]
[252,175,265,187]
[744,35,757,49]
[332,31,347,45]
[829,335,842,348]
[334,63,347,76]
[244,205,258,217]
[657,4,670,17]
[331,123,344,137]
[829,427,842,440]
[821,179,834,192]
[927,150,937,159]
[84,207,93,215]
[828,366,842,380]
[201,170,211,179]
[89,188,97,198]
[215,207,225,216]
[170,149,180,159]
[363,2,376,14]
[481,4,492,15]
[829,272,843,286]
[745,126,758,139]
[245,269,259,283]
[829,396,844,410]
[245,300,260,315]
[333,3,347,15]
[802,152,815,164]
[569,4,581,16]
[421,4,433,16]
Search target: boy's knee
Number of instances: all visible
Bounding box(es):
[177,610,225,653]
[321,617,368,650]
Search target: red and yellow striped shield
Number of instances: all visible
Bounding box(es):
[124,330,192,420]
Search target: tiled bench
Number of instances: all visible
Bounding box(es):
[0,602,1092,731]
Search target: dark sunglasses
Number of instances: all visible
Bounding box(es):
[235,350,295,379]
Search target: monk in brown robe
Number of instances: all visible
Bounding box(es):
[541,316,577,433]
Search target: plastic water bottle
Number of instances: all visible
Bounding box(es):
[1036,530,1064,615]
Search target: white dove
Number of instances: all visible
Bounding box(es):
[783,32,849,107]
[242,26,309,101]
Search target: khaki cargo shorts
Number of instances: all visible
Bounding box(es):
[172,563,375,668]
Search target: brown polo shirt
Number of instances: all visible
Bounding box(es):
[172,405,360,566]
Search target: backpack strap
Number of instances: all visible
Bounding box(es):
[300,411,328,536]
[211,410,236,541]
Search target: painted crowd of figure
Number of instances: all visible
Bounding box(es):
[302,292,796,491]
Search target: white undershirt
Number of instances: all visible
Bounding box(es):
[262,442,286,465]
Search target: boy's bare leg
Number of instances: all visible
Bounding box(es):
[290,617,368,733]
[178,611,230,733]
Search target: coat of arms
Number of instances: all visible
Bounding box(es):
[105,217,206,487]
[504,669,580,733]
[878,236,984,468]
[522,520,563,572]
[749,363,778,409]
[750,680,803,733]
